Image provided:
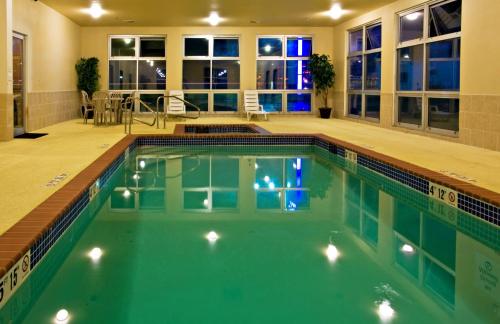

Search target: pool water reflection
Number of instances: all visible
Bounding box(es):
[1,146,499,324]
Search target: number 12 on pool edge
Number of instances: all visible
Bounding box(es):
[428,182,458,208]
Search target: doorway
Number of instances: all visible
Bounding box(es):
[13,33,26,136]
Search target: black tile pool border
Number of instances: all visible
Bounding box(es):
[0,133,499,310]
[173,124,271,135]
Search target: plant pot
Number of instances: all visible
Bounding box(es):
[319,107,332,119]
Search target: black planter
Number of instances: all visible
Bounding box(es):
[319,107,332,119]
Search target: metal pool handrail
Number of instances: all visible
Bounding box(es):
[156,95,201,129]
[122,96,158,134]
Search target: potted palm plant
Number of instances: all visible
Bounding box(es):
[309,54,335,119]
[75,57,100,118]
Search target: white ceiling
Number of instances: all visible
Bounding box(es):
[40,0,396,27]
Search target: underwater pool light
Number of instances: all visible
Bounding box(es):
[139,160,146,169]
[326,243,339,262]
[206,231,219,243]
[123,189,131,198]
[264,175,270,183]
[203,199,209,207]
[88,247,103,262]
[268,182,275,190]
[55,309,69,323]
[377,300,395,321]
[254,183,260,190]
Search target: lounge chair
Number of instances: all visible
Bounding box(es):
[244,91,268,121]
[166,90,186,118]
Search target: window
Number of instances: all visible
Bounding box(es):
[396,0,461,134]
[183,36,240,113]
[347,22,382,120]
[256,36,313,113]
[109,36,166,113]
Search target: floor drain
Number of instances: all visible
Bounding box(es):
[46,173,68,187]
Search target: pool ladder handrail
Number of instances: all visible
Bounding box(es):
[156,95,201,129]
[122,95,158,134]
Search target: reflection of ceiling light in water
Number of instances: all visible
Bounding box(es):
[206,231,219,243]
[139,160,146,169]
[328,4,343,20]
[293,163,297,169]
[264,45,272,53]
[268,182,275,190]
[55,309,70,323]
[264,175,270,183]
[255,163,259,169]
[150,61,154,67]
[400,244,415,254]
[377,300,395,322]
[288,201,297,211]
[208,12,222,26]
[326,243,339,262]
[254,183,260,190]
[132,174,139,180]
[203,199,209,207]
[296,158,302,170]
[286,182,291,188]
[88,247,103,262]
[123,189,131,198]
[405,12,421,21]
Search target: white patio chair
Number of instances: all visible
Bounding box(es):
[166,90,186,117]
[244,91,268,121]
[81,90,94,124]
[92,91,112,126]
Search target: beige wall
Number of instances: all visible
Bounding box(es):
[332,0,500,151]
[4,0,82,134]
[80,26,334,112]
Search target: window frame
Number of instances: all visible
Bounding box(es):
[395,0,461,136]
[345,21,382,122]
[256,35,314,114]
[183,35,241,113]
[108,35,167,113]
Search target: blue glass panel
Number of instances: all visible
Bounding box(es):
[427,39,460,91]
[258,38,283,56]
[286,38,312,57]
[398,45,424,91]
[258,94,282,112]
[214,93,238,112]
[366,24,382,50]
[287,93,311,112]
[286,60,312,90]
[213,38,239,57]
[285,157,312,188]
[184,93,208,112]
[428,98,459,131]
[366,52,381,90]
[348,94,362,116]
[349,29,363,53]
[257,61,284,90]
[366,95,380,120]
[212,60,240,89]
[348,56,363,90]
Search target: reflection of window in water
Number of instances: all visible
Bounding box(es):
[344,174,380,247]
[110,155,167,211]
[393,200,457,308]
[182,156,239,211]
[255,157,311,211]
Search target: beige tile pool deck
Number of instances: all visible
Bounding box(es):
[0,116,499,235]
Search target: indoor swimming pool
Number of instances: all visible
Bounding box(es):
[0,145,498,323]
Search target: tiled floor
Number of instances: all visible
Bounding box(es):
[0,116,499,234]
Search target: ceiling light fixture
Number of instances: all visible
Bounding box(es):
[88,2,104,19]
[328,4,344,20]
[208,12,222,26]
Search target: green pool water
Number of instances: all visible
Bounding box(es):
[2,146,499,323]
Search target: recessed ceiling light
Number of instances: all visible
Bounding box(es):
[328,4,344,20]
[207,12,222,26]
[87,2,104,19]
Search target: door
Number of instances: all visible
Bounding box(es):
[13,33,25,136]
